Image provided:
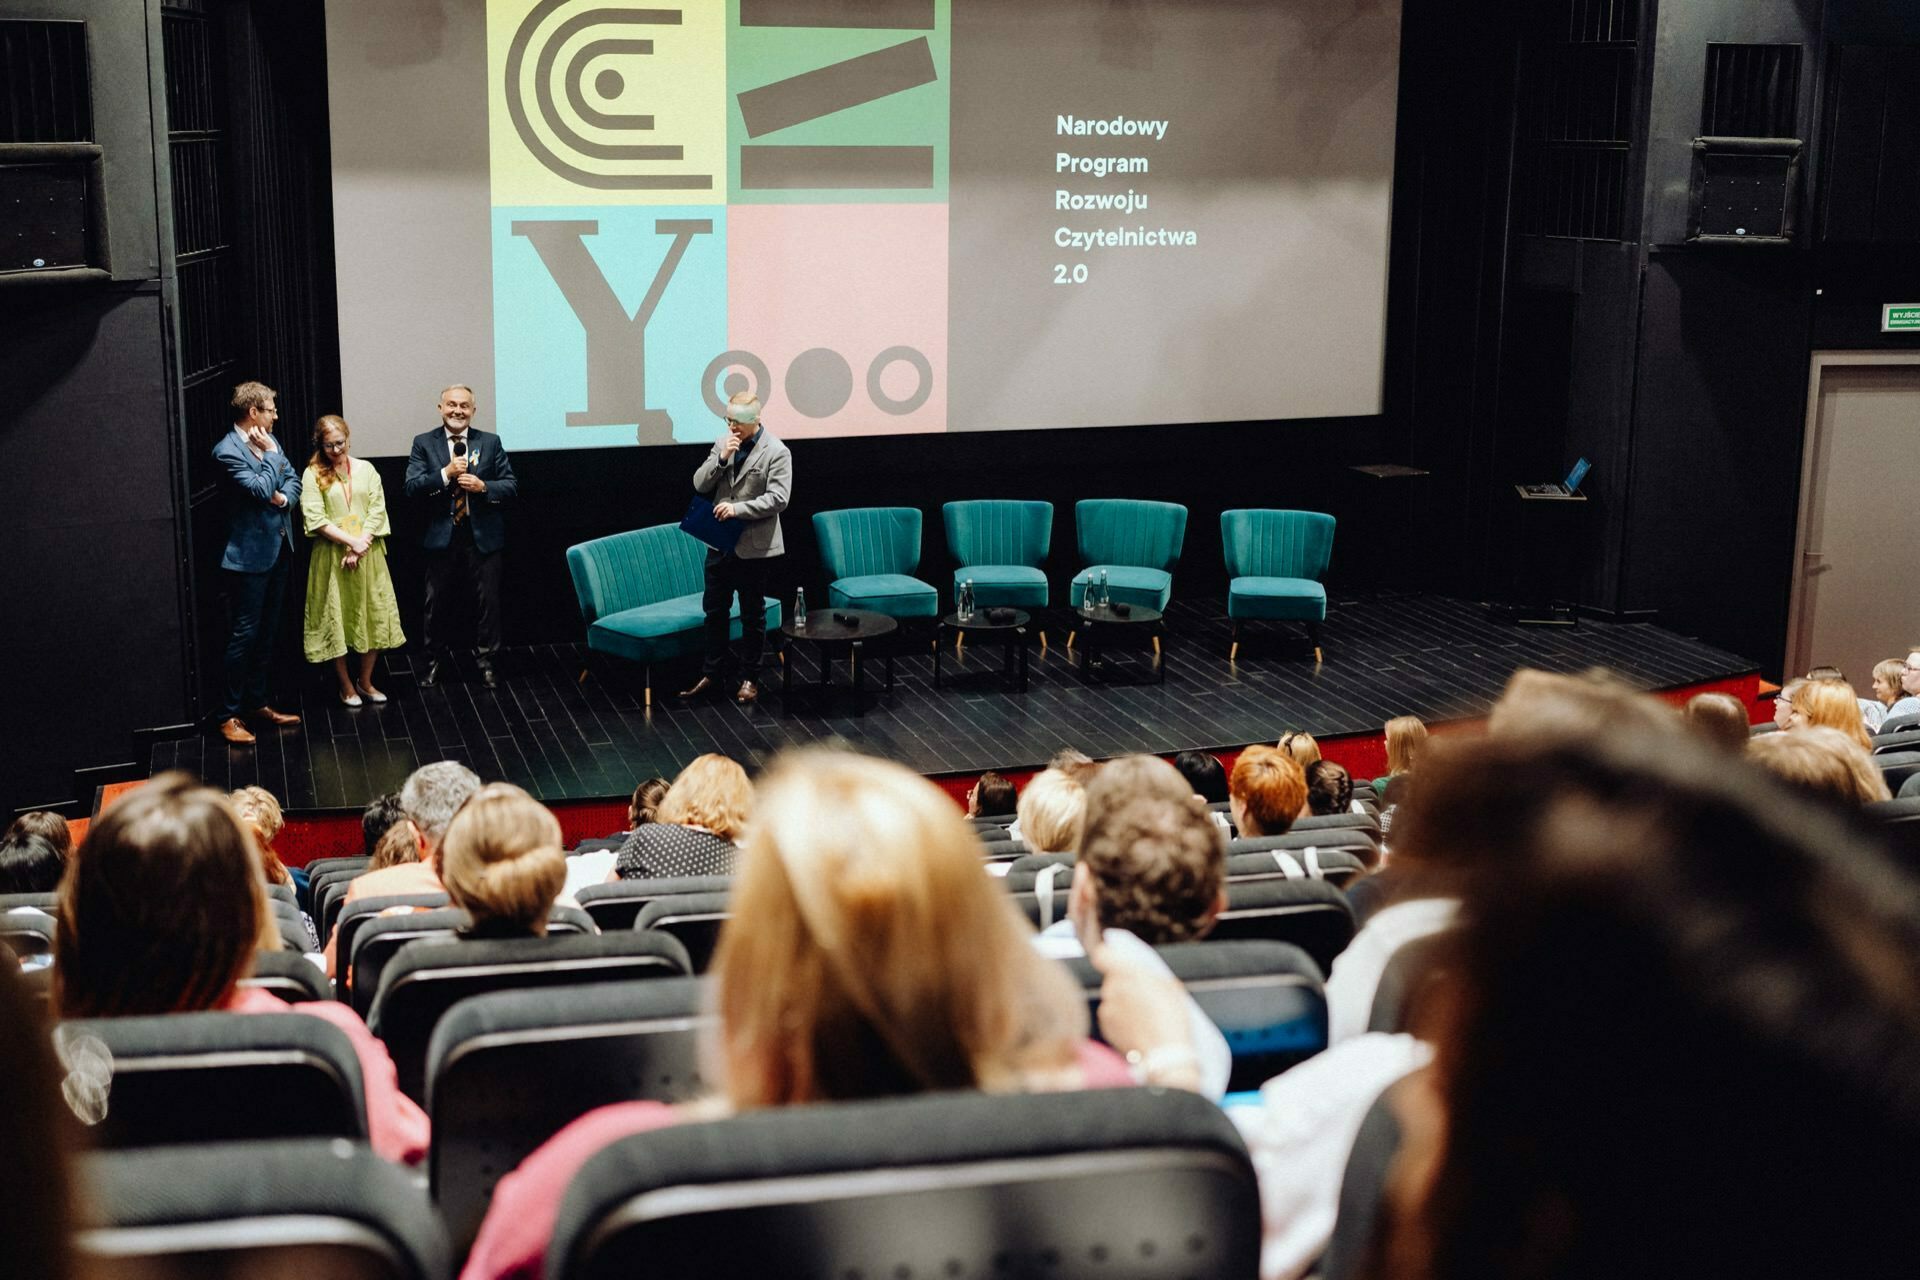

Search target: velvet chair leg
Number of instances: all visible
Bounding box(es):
[1308,620,1323,664]
[644,665,652,708]
[1230,620,1240,663]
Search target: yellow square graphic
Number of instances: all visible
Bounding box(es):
[488,0,727,206]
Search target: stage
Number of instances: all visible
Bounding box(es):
[148,591,1759,816]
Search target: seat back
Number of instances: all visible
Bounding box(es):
[548,1088,1260,1280]
[1065,940,1328,1089]
[813,507,924,579]
[632,892,732,973]
[1224,847,1369,888]
[336,893,454,988]
[1074,498,1188,572]
[427,976,713,1251]
[0,906,55,957]
[78,1139,450,1280]
[576,875,734,932]
[241,950,331,1003]
[566,523,708,627]
[1882,713,1920,737]
[1229,827,1381,864]
[1318,1083,1408,1280]
[1294,810,1380,835]
[315,863,373,945]
[55,1012,367,1148]
[941,500,1053,569]
[1209,878,1356,976]
[1367,930,1455,1034]
[368,931,693,1103]
[1880,750,1920,793]
[1220,508,1336,580]
[265,882,296,905]
[350,908,470,1017]
[0,890,57,911]
[1876,728,1920,755]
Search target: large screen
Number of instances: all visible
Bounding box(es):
[327,0,1401,456]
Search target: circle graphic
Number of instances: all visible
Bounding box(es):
[701,351,773,418]
[867,346,935,415]
[785,348,855,418]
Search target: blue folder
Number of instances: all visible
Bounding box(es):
[680,495,743,554]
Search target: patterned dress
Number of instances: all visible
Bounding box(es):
[613,823,739,879]
[300,457,406,662]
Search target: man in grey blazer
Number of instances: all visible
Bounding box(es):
[681,392,791,704]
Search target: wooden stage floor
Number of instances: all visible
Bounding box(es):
[152,591,1758,812]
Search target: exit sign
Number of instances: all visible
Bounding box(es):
[1883,304,1920,332]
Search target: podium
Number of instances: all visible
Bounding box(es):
[1490,483,1587,627]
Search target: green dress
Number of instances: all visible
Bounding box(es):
[300,457,406,662]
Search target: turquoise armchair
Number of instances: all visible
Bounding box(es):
[566,524,782,705]
[1222,509,1334,661]
[942,500,1053,609]
[1069,499,1188,611]
[812,507,940,619]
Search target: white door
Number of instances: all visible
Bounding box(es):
[1787,356,1920,686]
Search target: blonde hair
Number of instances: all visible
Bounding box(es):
[1873,659,1908,708]
[657,754,753,841]
[713,750,1086,1109]
[1385,715,1430,776]
[1791,680,1875,752]
[1014,769,1085,855]
[1749,727,1890,806]
[438,783,566,935]
[1276,730,1321,767]
[367,819,419,871]
[228,786,290,887]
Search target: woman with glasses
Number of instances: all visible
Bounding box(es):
[301,414,405,705]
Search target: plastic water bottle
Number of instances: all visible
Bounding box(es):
[959,579,975,621]
[794,587,807,630]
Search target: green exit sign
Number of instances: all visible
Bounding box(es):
[1884,304,1920,332]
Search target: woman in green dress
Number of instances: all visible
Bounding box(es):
[301,415,406,706]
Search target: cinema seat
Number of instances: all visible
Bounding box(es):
[567,523,782,707]
[1208,878,1357,977]
[349,905,600,1018]
[1222,508,1336,661]
[546,1088,1259,1280]
[78,1139,449,1280]
[813,506,941,620]
[1228,827,1381,866]
[575,874,734,932]
[941,499,1053,608]
[631,892,732,973]
[427,976,713,1251]
[241,950,331,1004]
[1068,498,1189,611]
[1224,847,1370,888]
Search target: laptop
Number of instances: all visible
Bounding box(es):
[1521,457,1591,499]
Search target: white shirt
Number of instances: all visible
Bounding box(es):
[440,427,478,485]
[562,851,616,902]
[1323,897,1459,1044]
[1229,1032,1432,1280]
[1032,924,1234,1101]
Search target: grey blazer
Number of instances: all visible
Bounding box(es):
[691,429,792,559]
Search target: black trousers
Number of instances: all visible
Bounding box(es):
[221,545,290,718]
[423,522,503,660]
[702,551,776,680]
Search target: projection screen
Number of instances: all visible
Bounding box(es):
[326,0,1402,457]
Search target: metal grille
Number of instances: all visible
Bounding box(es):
[1566,0,1637,44]
[162,4,237,448]
[0,19,93,143]
[1515,0,1640,241]
[1703,43,1801,138]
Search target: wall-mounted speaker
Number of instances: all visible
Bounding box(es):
[1687,136,1802,246]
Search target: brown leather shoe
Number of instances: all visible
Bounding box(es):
[678,675,717,701]
[735,680,759,705]
[218,717,256,745]
[249,705,302,727]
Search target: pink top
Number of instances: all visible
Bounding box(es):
[323,861,446,978]
[460,1040,1134,1280]
[224,986,430,1165]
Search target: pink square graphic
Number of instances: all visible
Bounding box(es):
[726,205,947,439]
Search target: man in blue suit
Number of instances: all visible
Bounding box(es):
[212,381,303,745]
[404,384,518,689]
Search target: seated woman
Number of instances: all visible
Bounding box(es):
[1277,729,1322,769]
[1788,677,1878,752]
[1748,726,1890,806]
[54,773,428,1164]
[228,784,294,889]
[1013,767,1087,857]
[464,749,1139,1280]
[1304,758,1355,817]
[610,753,750,880]
[1371,715,1427,800]
[439,782,567,938]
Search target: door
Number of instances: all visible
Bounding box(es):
[1787,358,1920,684]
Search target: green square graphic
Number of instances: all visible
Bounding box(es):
[726,0,950,204]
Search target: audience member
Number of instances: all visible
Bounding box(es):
[4,811,71,860]
[325,760,480,976]
[439,783,567,937]
[573,778,670,856]
[1277,730,1322,768]
[360,792,406,858]
[1172,750,1230,804]
[54,773,427,1163]
[1748,727,1890,807]
[1787,678,1876,752]
[1809,663,1887,732]
[1230,745,1308,838]
[1770,676,1806,730]
[1871,659,1909,717]
[1304,759,1356,817]
[612,753,750,880]
[366,819,419,871]
[1367,728,1920,1280]
[0,961,76,1280]
[462,749,1131,1280]
[1013,768,1086,856]
[0,832,66,895]
[1683,691,1751,751]
[967,770,1019,819]
[1890,648,1920,723]
[1068,758,1228,946]
[1373,715,1427,800]
[1048,747,1100,783]
[228,785,293,886]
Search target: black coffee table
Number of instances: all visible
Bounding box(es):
[934,608,1031,692]
[780,609,897,714]
[1073,602,1167,684]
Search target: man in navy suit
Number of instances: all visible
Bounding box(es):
[212,380,303,745]
[404,384,518,689]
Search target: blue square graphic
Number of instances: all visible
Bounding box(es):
[492,206,728,450]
